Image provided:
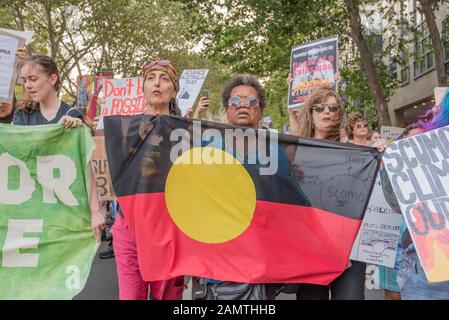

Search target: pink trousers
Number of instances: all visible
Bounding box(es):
[112,214,184,300]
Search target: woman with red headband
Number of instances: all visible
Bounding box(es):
[111,59,185,300]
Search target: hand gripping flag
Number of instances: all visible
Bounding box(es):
[104,115,380,285]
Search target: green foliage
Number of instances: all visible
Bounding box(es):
[264,69,290,130]
[0,0,232,106]
[340,56,398,129]
[2,0,445,125]
[181,0,399,128]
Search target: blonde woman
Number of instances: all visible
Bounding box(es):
[289,86,366,300]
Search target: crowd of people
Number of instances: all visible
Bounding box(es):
[1,44,449,300]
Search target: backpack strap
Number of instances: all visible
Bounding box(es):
[65,107,77,116]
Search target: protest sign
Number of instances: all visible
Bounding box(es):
[97,76,145,129]
[84,72,113,125]
[0,30,25,103]
[76,75,93,110]
[95,72,114,96]
[380,126,403,144]
[350,174,403,267]
[383,125,449,282]
[0,28,34,44]
[0,124,97,299]
[92,136,116,200]
[288,36,338,109]
[176,69,209,115]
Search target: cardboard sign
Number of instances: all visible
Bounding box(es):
[288,36,338,109]
[380,126,403,144]
[383,125,449,282]
[0,30,24,103]
[350,174,402,267]
[176,69,209,115]
[91,136,116,201]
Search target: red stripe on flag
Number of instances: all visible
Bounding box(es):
[118,193,361,285]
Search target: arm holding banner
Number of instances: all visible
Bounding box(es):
[58,115,83,128]
[285,73,301,134]
[288,109,300,134]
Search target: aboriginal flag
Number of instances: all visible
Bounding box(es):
[104,115,380,285]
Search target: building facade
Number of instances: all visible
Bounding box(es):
[385,0,448,127]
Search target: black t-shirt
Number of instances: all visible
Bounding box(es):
[13,102,84,126]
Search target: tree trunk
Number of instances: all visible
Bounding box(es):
[343,0,392,127]
[43,2,57,60]
[419,0,447,86]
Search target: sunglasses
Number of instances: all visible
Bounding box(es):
[147,60,171,68]
[228,95,259,108]
[143,60,177,76]
[312,103,339,113]
[356,123,369,129]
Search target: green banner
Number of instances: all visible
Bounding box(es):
[0,123,97,299]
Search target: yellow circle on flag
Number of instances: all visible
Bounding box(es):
[165,147,256,244]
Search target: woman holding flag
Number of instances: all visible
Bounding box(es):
[12,54,106,242]
[290,86,367,300]
[110,59,185,300]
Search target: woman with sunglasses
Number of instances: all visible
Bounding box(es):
[111,59,184,300]
[345,112,372,147]
[291,86,343,141]
[290,86,367,300]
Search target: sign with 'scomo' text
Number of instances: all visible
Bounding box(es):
[383,125,449,283]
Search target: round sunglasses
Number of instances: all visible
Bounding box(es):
[228,95,259,108]
[356,123,369,129]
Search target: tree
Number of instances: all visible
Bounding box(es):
[182,0,396,128]
[1,0,106,98]
[0,0,230,107]
[343,0,392,126]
